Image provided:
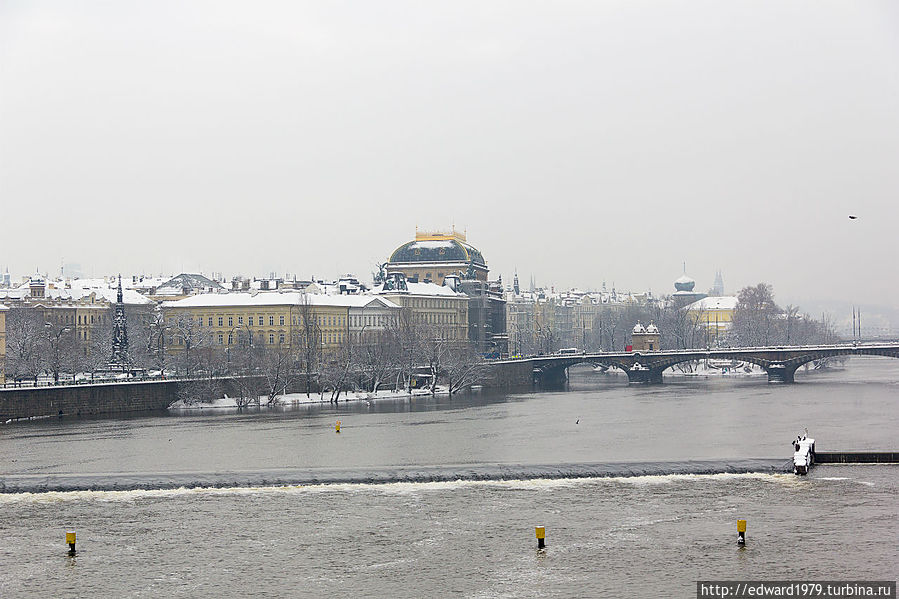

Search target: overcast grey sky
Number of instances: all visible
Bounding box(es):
[1,1,897,306]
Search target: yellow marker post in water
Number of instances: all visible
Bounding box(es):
[66,531,76,555]
[335,420,341,433]
[737,519,747,545]
[535,526,546,550]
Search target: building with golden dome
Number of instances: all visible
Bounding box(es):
[385,229,506,353]
[386,228,488,285]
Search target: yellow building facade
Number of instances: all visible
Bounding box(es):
[161,293,404,355]
[684,296,737,340]
[374,283,469,341]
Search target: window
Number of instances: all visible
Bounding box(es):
[279,315,284,326]
[198,318,203,327]
[249,316,253,326]
[269,316,274,326]
[208,317,213,326]
[218,334,223,344]
[218,317,223,327]
[279,333,285,344]
[238,316,243,325]
[178,337,183,345]
[269,334,274,344]
[228,333,233,345]
[228,316,233,327]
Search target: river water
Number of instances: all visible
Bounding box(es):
[1,358,897,597]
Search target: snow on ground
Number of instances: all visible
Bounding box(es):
[169,386,450,410]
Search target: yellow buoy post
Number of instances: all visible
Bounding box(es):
[737,519,747,545]
[66,531,76,555]
[335,420,341,433]
[535,526,546,550]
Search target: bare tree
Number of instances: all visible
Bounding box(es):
[384,307,424,393]
[728,283,779,347]
[416,324,453,395]
[124,304,159,371]
[443,343,488,394]
[227,326,265,407]
[295,294,323,397]
[258,345,296,405]
[166,314,212,376]
[359,330,397,393]
[79,321,114,381]
[5,308,46,383]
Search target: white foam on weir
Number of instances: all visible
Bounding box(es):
[0,473,792,504]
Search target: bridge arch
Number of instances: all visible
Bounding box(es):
[523,344,899,385]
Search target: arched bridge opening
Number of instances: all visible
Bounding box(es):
[521,344,899,386]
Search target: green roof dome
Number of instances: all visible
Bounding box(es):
[389,238,486,267]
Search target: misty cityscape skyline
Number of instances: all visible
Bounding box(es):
[3,1,897,308]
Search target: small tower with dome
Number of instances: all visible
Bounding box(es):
[672,264,707,307]
[631,321,661,352]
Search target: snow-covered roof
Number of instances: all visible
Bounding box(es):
[633,322,646,333]
[162,292,400,310]
[154,273,224,295]
[372,281,466,297]
[0,303,8,311]
[675,275,694,284]
[684,296,737,311]
[64,281,155,305]
[0,282,153,305]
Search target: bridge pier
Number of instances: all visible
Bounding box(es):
[766,363,797,384]
[534,366,569,388]
[626,368,664,385]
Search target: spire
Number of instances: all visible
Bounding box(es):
[110,274,130,370]
[712,270,725,296]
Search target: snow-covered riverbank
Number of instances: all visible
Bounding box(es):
[169,386,451,410]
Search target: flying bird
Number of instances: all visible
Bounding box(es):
[848,215,858,220]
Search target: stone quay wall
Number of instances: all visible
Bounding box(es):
[0,380,180,421]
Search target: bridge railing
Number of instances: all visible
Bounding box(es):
[494,341,899,363]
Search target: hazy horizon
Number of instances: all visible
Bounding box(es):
[2,1,897,308]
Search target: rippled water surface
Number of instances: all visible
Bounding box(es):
[1,358,897,597]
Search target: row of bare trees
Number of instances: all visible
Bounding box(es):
[157,304,488,405]
[3,305,161,384]
[728,283,838,347]
[582,284,838,352]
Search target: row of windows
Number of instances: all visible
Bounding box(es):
[181,313,347,328]
[172,308,460,332]
[414,312,457,325]
[206,331,346,346]
[216,332,287,345]
[409,298,457,309]
[199,315,284,328]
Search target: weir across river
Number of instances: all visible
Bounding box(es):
[492,342,899,385]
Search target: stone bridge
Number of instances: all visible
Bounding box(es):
[493,343,899,386]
